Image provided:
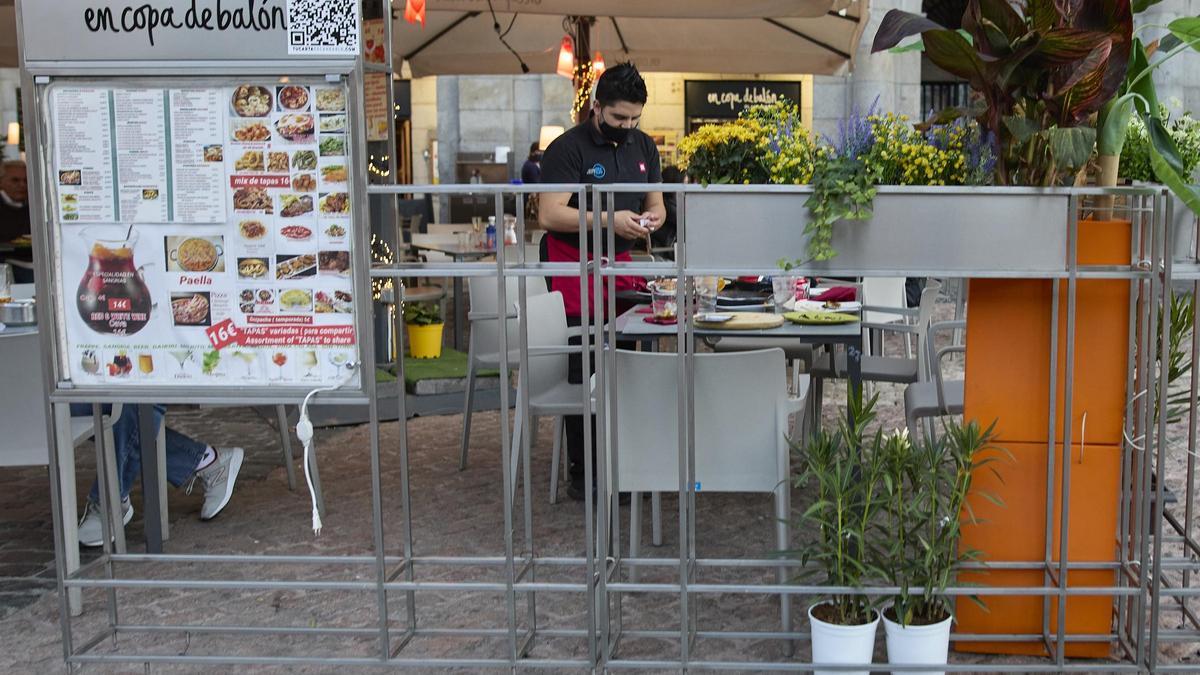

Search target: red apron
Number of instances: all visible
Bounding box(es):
[544,235,646,318]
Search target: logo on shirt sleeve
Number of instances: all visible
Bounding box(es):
[638,161,646,173]
[586,163,607,179]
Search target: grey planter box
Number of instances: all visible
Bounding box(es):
[677,186,1147,274]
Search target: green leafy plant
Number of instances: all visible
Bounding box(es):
[404,301,442,326]
[873,0,1134,186]
[1121,111,1200,183]
[790,391,889,625]
[880,421,1006,627]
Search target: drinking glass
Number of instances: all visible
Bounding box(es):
[772,276,799,312]
[169,349,192,376]
[0,263,11,303]
[138,353,154,375]
[272,351,288,380]
[694,276,719,314]
[300,350,319,377]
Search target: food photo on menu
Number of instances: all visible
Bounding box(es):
[278,288,313,313]
[231,85,272,117]
[268,151,290,173]
[280,223,313,242]
[171,291,212,327]
[280,193,314,218]
[238,219,267,241]
[320,164,347,184]
[319,192,349,215]
[237,256,270,280]
[276,114,315,143]
[276,253,317,280]
[314,87,346,113]
[318,250,350,277]
[165,235,225,273]
[277,85,310,112]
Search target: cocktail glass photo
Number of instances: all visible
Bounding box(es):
[169,349,192,377]
[231,350,257,379]
[271,351,288,380]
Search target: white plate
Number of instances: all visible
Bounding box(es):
[795,300,862,313]
[695,313,733,323]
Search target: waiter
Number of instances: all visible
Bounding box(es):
[538,62,665,501]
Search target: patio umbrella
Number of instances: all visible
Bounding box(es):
[393,0,870,77]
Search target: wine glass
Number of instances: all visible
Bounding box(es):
[300,350,319,377]
[271,351,287,380]
[169,349,193,377]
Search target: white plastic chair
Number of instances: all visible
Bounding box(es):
[904,319,966,439]
[459,274,548,469]
[611,348,808,636]
[505,291,596,504]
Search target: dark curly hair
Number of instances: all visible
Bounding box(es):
[594,62,647,107]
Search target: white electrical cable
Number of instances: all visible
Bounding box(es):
[296,362,360,535]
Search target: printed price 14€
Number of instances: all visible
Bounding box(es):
[206,318,240,350]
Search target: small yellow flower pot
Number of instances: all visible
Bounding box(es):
[407,323,444,359]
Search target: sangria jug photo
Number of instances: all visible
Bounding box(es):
[76,227,153,335]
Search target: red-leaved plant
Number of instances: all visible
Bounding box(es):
[873,0,1133,186]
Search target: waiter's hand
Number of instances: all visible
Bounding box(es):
[611,209,652,240]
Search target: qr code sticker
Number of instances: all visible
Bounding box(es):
[287,0,360,55]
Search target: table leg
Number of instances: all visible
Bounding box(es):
[453,255,465,351]
[846,339,863,430]
[138,404,164,554]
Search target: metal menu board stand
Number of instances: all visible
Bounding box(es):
[17,0,379,639]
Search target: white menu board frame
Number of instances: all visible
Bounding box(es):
[31,73,372,404]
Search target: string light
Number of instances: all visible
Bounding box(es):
[570,61,599,120]
[368,153,392,177]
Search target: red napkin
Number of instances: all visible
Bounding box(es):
[644,315,677,325]
[635,306,653,314]
[812,286,857,302]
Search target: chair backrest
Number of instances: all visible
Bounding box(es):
[914,279,943,379]
[517,291,571,400]
[468,274,549,357]
[861,277,907,325]
[612,348,791,493]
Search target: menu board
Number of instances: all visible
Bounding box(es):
[47,80,360,389]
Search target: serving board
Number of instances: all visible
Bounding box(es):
[694,312,785,330]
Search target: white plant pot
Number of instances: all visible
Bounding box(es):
[882,608,953,675]
[808,603,880,675]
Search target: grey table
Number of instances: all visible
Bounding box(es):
[408,237,494,351]
[615,304,865,423]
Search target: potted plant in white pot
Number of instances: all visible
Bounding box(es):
[878,421,1004,675]
[792,393,888,675]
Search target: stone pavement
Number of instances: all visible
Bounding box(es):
[1,300,1197,673]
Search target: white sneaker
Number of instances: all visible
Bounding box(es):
[78,496,133,547]
[188,447,244,520]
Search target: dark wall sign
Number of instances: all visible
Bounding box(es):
[684,80,802,120]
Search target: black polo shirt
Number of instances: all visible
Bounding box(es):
[539,120,662,255]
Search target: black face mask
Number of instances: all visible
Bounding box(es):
[597,110,632,144]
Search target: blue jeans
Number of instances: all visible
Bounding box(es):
[70,404,208,502]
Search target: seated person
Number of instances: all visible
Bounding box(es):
[0,160,32,283]
[72,404,244,547]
